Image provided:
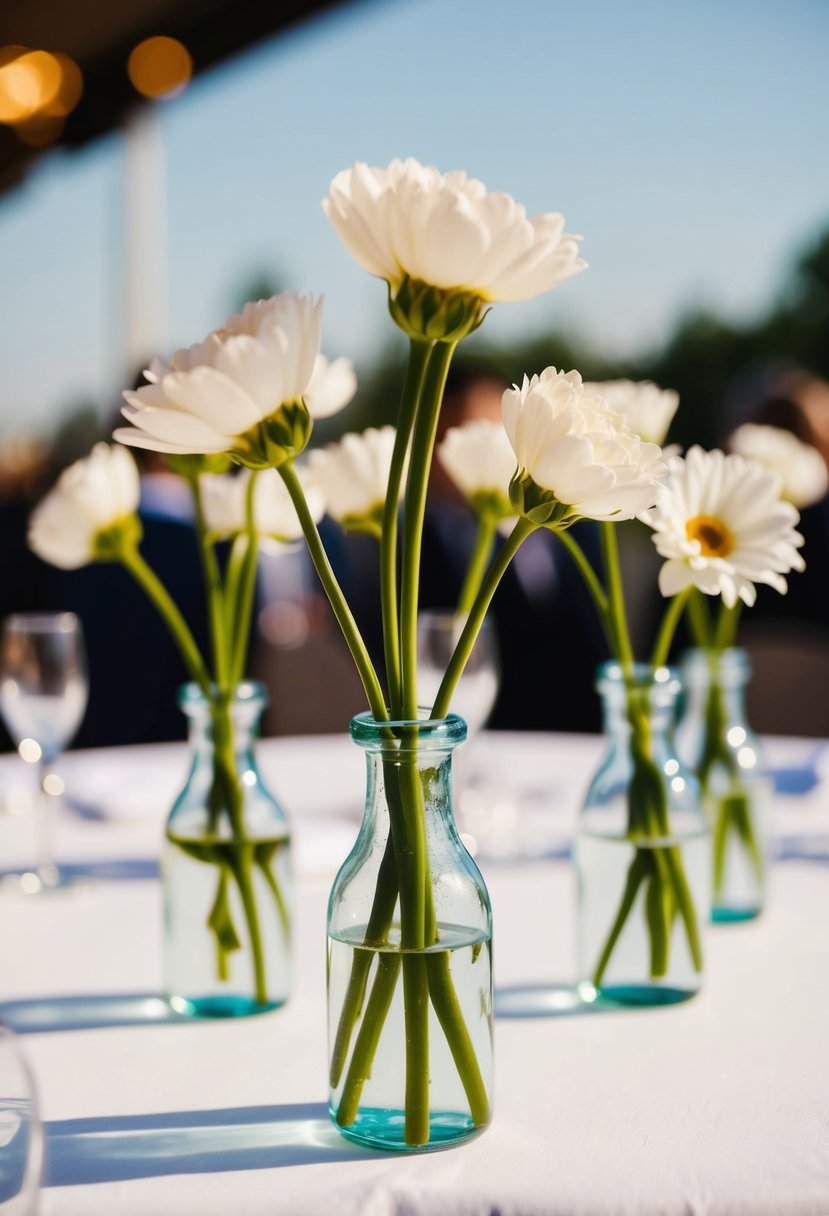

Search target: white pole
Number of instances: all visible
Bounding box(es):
[124,105,167,377]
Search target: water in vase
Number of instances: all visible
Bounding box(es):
[163,827,291,1016]
[576,815,710,1005]
[328,922,493,1150]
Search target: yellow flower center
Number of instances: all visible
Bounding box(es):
[686,514,734,557]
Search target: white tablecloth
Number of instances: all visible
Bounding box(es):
[1,732,828,1216]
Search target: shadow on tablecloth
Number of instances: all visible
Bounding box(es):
[44,1103,379,1183]
[0,992,185,1034]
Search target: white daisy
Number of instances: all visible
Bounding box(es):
[729,423,828,509]
[643,446,805,607]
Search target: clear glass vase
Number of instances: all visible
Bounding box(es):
[576,663,709,1006]
[677,648,769,922]
[162,681,292,1017]
[327,712,493,1152]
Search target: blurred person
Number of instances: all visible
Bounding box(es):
[722,370,829,735]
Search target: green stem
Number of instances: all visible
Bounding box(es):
[650,586,692,668]
[426,952,491,1126]
[335,953,401,1128]
[210,697,268,1004]
[191,477,230,689]
[601,522,633,669]
[456,513,498,618]
[400,340,457,720]
[686,588,712,649]
[278,461,387,721]
[382,338,433,717]
[120,546,212,696]
[554,526,614,651]
[714,600,743,651]
[230,471,260,684]
[328,835,399,1088]
[432,518,536,720]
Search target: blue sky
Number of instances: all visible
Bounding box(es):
[1,0,828,437]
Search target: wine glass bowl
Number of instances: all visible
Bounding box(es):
[0,613,88,891]
[416,610,499,738]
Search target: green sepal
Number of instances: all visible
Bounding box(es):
[340,503,384,541]
[164,453,233,479]
[509,470,573,527]
[235,400,313,470]
[92,514,143,562]
[388,276,488,342]
[469,489,513,520]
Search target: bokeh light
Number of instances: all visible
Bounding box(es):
[128,37,192,100]
[0,46,83,144]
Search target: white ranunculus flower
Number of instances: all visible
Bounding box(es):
[586,379,679,446]
[502,368,667,523]
[113,293,328,462]
[201,467,324,543]
[438,420,516,516]
[309,426,400,531]
[642,445,805,608]
[304,354,357,419]
[323,159,586,337]
[729,423,828,509]
[29,444,140,569]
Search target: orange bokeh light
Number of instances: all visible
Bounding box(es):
[128,36,192,99]
[0,45,83,138]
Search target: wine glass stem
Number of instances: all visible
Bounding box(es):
[35,761,59,887]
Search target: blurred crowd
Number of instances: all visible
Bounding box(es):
[2,354,829,750]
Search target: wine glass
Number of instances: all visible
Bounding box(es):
[0,612,88,892]
[417,609,499,737]
[0,1025,42,1215]
[417,610,500,852]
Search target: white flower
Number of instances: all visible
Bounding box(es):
[113,292,327,459]
[437,420,516,515]
[642,446,805,608]
[729,423,828,509]
[201,467,324,543]
[309,427,400,529]
[323,158,586,305]
[586,379,679,446]
[29,444,140,569]
[304,354,357,419]
[502,368,666,522]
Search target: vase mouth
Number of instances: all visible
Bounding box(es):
[350,710,467,750]
[178,680,269,710]
[596,661,681,694]
[681,647,751,681]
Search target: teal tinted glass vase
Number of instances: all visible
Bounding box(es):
[162,682,292,1016]
[677,648,769,922]
[327,713,493,1152]
[576,663,709,1006]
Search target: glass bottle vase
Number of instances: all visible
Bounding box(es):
[575,663,709,1006]
[676,648,769,922]
[163,681,292,1016]
[327,712,493,1152]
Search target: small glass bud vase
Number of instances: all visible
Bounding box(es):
[327,712,492,1152]
[576,663,709,1006]
[163,682,292,1017]
[677,648,769,922]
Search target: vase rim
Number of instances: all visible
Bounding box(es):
[596,661,680,691]
[350,709,467,749]
[178,680,269,709]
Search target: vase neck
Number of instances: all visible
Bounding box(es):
[596,663,680,747]
[179,682,267,764]
[681,648,750,725]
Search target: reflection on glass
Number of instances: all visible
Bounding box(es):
[0,612,88,892]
